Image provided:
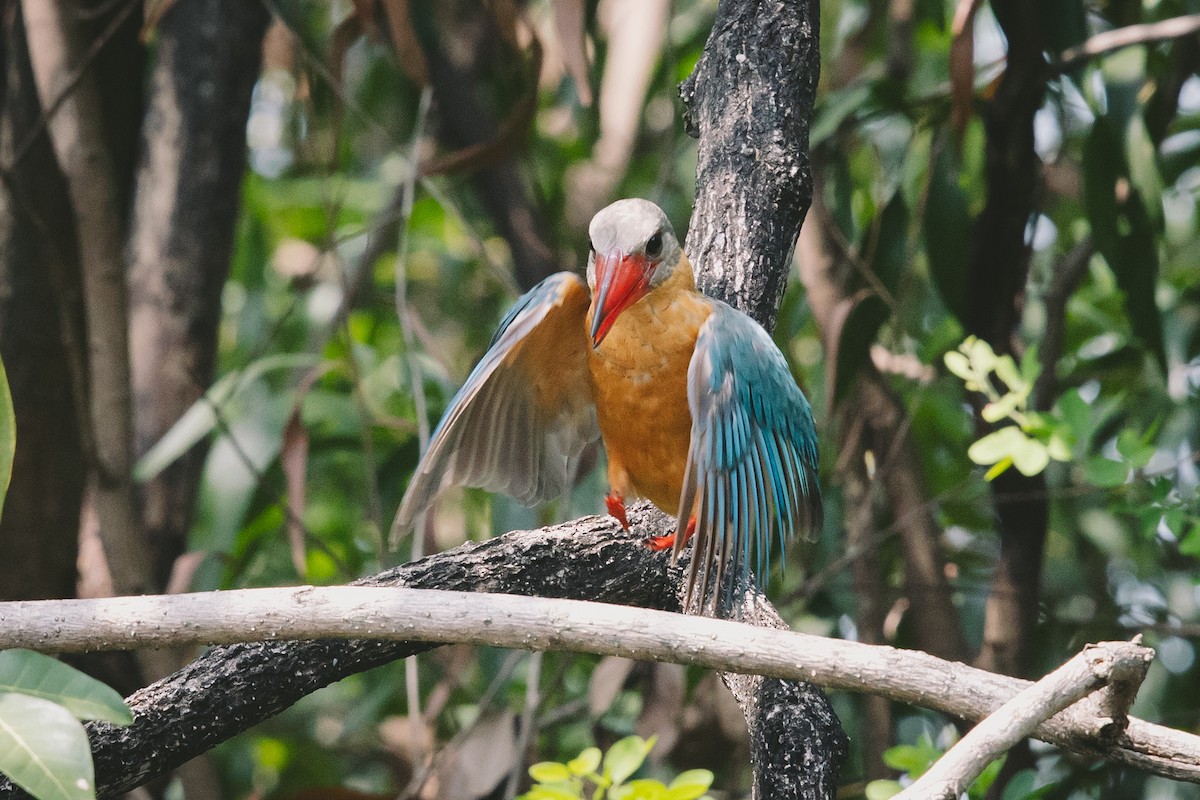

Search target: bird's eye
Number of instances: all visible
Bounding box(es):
[646,232,663,258]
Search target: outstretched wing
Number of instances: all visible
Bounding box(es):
[673,302,822,611]
[395,272,599,531]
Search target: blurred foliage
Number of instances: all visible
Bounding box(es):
[152,0,1200,797]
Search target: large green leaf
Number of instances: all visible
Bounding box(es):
[0,651,130,725]
[869,193,910,299]
[0,355,14,525]
[1083,120,1166,373]
[0,693,95,800]
[134,353,321,482]
[923,137,970,325]
[829,292,889,405]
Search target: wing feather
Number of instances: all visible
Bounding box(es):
[395,273,598,531]
[673,302,823,612]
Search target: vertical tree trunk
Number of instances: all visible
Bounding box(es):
[127,0,270,589]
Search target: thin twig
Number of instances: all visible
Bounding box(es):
[893,641,1153,800]
[1053,15,1200,74]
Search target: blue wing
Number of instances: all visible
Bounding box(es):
[673,302,822,611]
[395,273,599,531]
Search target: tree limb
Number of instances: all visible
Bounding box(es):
[894,641,1153,800]
[1,568,1197,788]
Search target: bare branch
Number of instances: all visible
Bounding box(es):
[1053,15,1200,74]
[894,641,1153,800]
[0,582,1194,783]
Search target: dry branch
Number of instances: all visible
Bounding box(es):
[893,641,1153,800]
[0,566,1196,786]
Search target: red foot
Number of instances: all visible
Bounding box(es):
[605,492,631,530]
[645,517,696,552]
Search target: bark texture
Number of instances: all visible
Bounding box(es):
[0,1,86,602]
[128,0,269,589]
[681,2,845,797]
[968,0,1049,681]
[682,0,820,332]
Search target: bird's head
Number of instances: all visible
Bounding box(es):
[586,199,684,348]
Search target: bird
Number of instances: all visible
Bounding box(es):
[395,198,822,611]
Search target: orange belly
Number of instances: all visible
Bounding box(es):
[586,276,712,513]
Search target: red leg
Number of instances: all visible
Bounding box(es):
[605,492,631,530]
[645,516,696,552]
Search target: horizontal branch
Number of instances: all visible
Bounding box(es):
[1054,14,1200,73]
[1,586,1198,783]
[894,641,1152,800]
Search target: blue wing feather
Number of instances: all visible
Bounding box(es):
[396,273,599,531]
[674,302,822,612]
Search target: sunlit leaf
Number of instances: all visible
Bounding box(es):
[0,356,14,526]
[567,748,602,776]
[0,693,94,800]
[865,780,902,800]
[0,650,130,725]
[968,427,1028,465]
[603,736,653,786]
[666,769,713,800]
[1009,436,1050,476]
[529,762,572,784]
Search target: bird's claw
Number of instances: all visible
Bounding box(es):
[605,492,631,530]
[642,517,696,552]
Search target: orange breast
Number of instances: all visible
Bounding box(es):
[586,264,712,513]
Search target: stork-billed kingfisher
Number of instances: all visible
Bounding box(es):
[396,199,822,608]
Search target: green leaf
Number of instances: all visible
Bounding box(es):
[134,353,321,482]
[984,457,1014,481]
[1055,389,1092,444]
[924,137,971,325]
[0,651,130,725]
[831,292,890,403]
[981,394,1021,424]
[619,779,666,800]
[529,762,572,784]
[992,355,1024,394]
[0,356,14,526]
[1126,115,1164,227]
[882,742,939,774]
[522,787,580,800]
[1086,457,1128,488]
[603,736,653,787]
[0,693,95,800]
[1046,431,1072,462]
[869,193,910,297]
[968,427,1028,466]
[1010,437,1050,477]
[666,770,713,800]
[964,337,996,376]
[811,83,873,146]
[567,748,602,776]
[865,780,903,800]
[943,351,973,381]
[1116,429,1154,469]
[1179,526,1200,558]
[1083,120,1166,373]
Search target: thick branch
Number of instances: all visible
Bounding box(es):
[1,581,1196,786]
